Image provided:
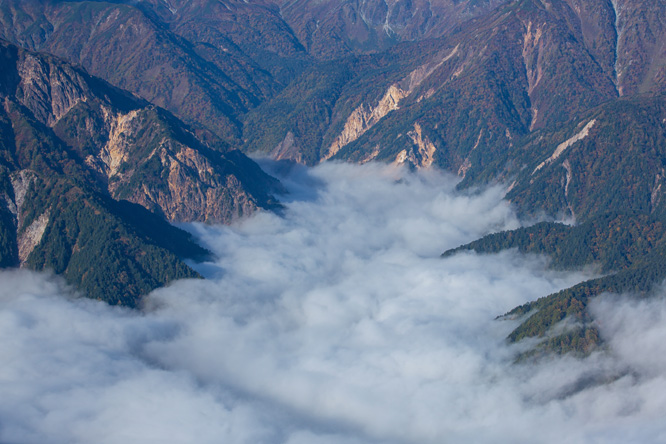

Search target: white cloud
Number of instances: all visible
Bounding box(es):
[1,162,665,443]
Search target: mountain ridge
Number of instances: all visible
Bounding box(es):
[0,39,283,305]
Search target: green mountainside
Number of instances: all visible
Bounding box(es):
[496,95,666,220]
[442,94,666,355]
[0,96,206,306]
[443,212,666,356]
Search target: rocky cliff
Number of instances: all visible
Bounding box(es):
[0,40,282,305]
[4,41,281,223]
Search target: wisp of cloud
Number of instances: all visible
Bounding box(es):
[1,162,665,444]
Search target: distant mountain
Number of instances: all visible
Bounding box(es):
[0,0,308,143]
[0,40,282,305]
[274,0,509,59]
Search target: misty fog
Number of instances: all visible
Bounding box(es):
[1,162,665,443]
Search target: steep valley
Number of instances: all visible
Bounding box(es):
[0,0,665,437]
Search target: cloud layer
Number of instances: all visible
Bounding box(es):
[1,162,665,443]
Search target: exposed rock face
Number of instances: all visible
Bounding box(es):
[121,143,263,223]
[393,123,438,169]
[325,84,408,160]
[2,41,281,225]
[522,21,545,130]
[84,107,269,223]
[324,45,460,163]
[17,53,88,126]
[8,170,37,226]
[94,108,141,178]
[271,131,303,163]
[457,157,472,179]
[533,119,596,173]
[7,170,46,265]
[17,210,49,264]
[405,123,437,168]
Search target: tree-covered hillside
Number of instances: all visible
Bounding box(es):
[0,40,283,306]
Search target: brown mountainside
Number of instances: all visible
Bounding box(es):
[275,0,510,59]
[0,0,308,143]
[245,0,633,171]
[0,40,282,304]
[2,40,281,223]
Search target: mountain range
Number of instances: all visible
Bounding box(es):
[0,0,664,354]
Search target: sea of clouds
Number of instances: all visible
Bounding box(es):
[1,162,665,443]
